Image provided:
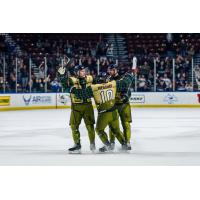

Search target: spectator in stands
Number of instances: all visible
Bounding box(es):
[176,54,184,64]
[99,57,110,72]
[176,71,187,91]
[157,60,166,78]
[9,72,16,92]
[193,65,200,90]
[179,39,187,57]
[97,41,108,57]
[50,78,61,92]
[156,77,167,92]
[66,43,73,56]
[32,78,40,92]
[163,73,172,91]
[166,33,173,54]
[194,65,200,78]
[0,72,3,92]
[38,65,45,79]
[45,74,52,92]
[166,33,173,43]
[140,61,150,79]
[20,64,29,92]
[86,57,97,74]
[138,75,148,91]
[90,46,97,57]
[187,45,195,58]
[196,78,200,91]
[178,83,186,91]
[185,82,193,91]
[132,55,137,71]
[38,79,44,92]
[183,58,191,71]
[31,77,45,93]
[106,43,114,58]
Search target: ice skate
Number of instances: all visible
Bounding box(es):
[68,143,81,154]
[99,144,111,153]
[126,142,132,150]
[90,143,96,153]
[120,142,131,152]
[121,143,128,151]
[110,142,115,151]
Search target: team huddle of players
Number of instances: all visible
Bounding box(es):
[58,64,134,153]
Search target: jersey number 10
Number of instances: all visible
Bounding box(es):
[100,90,114,103]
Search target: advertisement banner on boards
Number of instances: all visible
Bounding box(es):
[0,96,10,106]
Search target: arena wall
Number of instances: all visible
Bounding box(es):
[1,92,200,111]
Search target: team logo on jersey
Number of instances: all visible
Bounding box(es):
[163,94,178,104]
[23,95,32,106]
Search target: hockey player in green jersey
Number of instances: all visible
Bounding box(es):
[107,64,132,150]
[71,72,134,152]
[58,64,96,153]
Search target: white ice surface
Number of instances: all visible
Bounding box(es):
[1,108,200,165]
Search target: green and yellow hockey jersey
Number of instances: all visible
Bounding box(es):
[91,80,116,112]
[71,73,133,113]
[69,75,93,103]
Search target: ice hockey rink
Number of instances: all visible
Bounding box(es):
[1,108,200,166]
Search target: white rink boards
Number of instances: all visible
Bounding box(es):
[1,92,200,111]
[1,108,200,165]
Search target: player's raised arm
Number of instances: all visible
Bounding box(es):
[57,56,72,91]
[116,73,134,93]
[57,65,69,91]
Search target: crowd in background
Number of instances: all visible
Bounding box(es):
[134,54,194,92]
[0,33,200,93]
[128,33,200,92]
[0,35,116,93]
